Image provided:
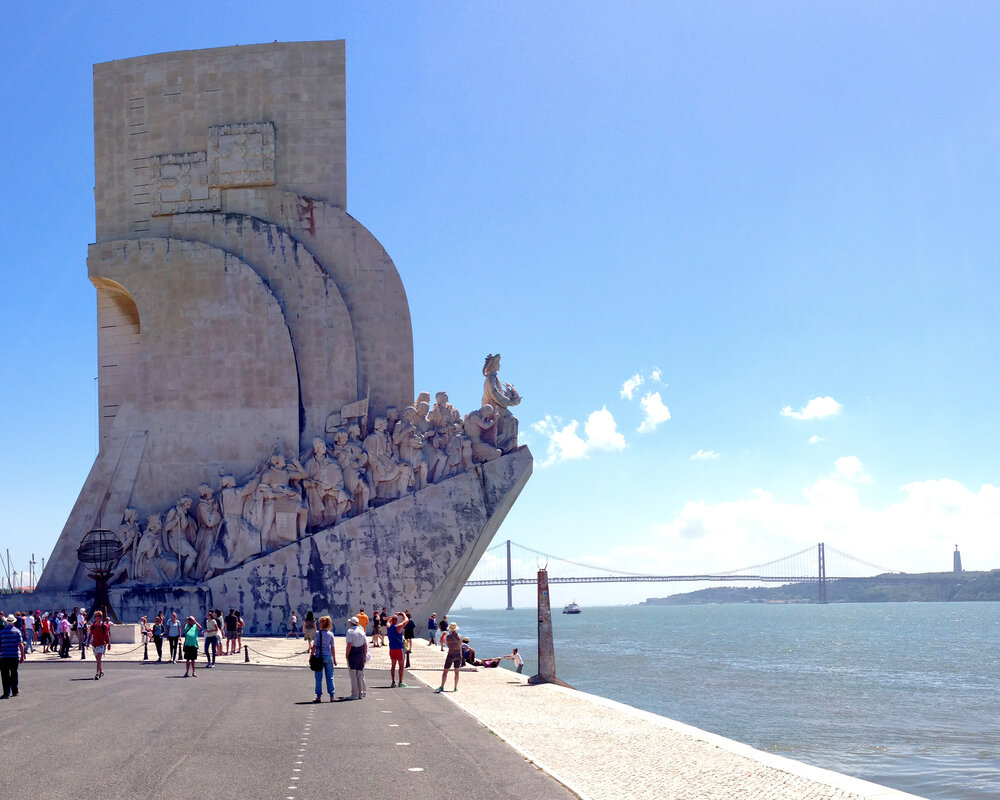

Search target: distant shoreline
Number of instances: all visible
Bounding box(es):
[641,569,1000,605]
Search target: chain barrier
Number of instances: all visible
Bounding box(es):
[102,641,149,657]
[243,644,310,660]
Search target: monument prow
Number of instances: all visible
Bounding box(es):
[35,42,532,630]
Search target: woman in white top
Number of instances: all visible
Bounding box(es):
[310,615,337,702]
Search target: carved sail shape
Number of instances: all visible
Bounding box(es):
[36,42,531,629]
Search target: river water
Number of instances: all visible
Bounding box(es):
[445,602,1000,799]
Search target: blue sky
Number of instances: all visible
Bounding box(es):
[2,3,999,607]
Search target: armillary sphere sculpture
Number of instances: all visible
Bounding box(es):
[77,529,124,623]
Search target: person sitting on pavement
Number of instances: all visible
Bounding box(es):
[461,636,482,667]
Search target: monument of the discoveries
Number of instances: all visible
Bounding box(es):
[34,41,532,632]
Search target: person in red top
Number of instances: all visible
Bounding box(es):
[88,611,112,680]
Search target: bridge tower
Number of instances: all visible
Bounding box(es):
[506,539,514,610]
[817,542,827,603]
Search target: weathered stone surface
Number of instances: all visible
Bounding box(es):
[37,43,531,628]
[200,447,532,634]
[30,447,531,632]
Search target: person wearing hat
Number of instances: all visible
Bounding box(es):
[344,615,367,699]
[436,622,463,693]
[181,615,202,677]
[0,613,26,698]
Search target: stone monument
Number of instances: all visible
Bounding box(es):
[34,42,532,632]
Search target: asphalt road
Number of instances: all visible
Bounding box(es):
[0,659,576,800]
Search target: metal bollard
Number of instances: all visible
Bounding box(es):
[244,645,250,663]
[143,641,149,661]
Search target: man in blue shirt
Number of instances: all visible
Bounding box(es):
[0,613,26,698]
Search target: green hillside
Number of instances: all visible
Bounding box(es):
[641,570,1000,604]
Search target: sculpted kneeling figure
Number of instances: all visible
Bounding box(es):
[465,404,501,463]
[482,353,521,454]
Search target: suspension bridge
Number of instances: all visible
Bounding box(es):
[464,540,901,608]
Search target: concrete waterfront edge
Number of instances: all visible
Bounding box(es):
[541,686,930,800]
[400,641,928,800]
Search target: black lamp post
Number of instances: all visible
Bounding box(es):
[77,529,124,623]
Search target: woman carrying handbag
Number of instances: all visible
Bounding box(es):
[309,615,336,702]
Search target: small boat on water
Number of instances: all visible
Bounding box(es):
[562,601,582,614]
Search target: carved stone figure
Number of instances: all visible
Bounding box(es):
[393,407,428,492]
[482,353,521,453]
[364,416,412,500]
[428,391,460,431]
[385,406,400,439]
[133,515,167,584]
[194,483,223,579]
[251,451,308,551]
[444,432,466,479]
[332,429,371,516]
[423,428,449,484]
[216,473,261,569]
[163,496,199,580]
[110,507,141,584]
[465,405,501,463]
[413,400,433,433]
[303,437,352,529]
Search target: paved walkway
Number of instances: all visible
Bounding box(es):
[402,637,926,800]
[12,634,927,799]
[3,643,573,800]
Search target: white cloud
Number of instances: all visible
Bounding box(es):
[620,373,643,400]
[585,407,627,451]
[834,455,872,484]
[650,367,662,383]
[532,406,626,466]
[638,391,671,433]
[691,449,720,461]
[781,396,843,420]
[808,435,825,445]
[620,472,1000,580]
